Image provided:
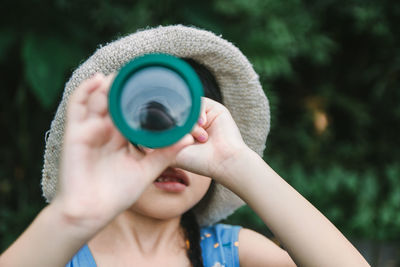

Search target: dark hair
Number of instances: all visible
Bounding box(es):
[180,210,204,267]
[184,58,223,104]
[179,58,222,267]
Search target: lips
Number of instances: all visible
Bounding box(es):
[153,168,189,192]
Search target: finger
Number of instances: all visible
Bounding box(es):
[140,134,194,179]
[100,115,133,150]
[67,74,105,122]
[124,142,147,160]
[85,73,117,117]
[202,97,220,113]
[87,87,108,117]
[128,144,154,158]
[98,73,116,95]
[191,124,208,143]
[71,73,105,105]
[198,98,207,126]
[126,143,152,157]
[131,144,149,155]
[142,147,155,154]
[201,97,226,129]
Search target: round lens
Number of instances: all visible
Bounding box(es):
[120,66,192,132]
[109,53,203,148]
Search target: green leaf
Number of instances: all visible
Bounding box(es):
[22,34,84,109]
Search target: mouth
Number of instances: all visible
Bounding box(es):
[153,167,189,192]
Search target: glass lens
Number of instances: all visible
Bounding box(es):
[120,66,192,131]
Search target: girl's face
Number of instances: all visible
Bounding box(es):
[129,168,212,220]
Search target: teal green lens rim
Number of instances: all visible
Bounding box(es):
[109,53,203,148]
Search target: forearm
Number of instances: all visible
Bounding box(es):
[0,202,98,267]
[219,148,369,267]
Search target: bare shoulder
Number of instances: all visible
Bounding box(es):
[238,228,297,267]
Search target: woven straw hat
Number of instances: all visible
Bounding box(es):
[41,25,270,226]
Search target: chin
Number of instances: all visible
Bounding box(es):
[129,202,191,221]
[129,194,194,220]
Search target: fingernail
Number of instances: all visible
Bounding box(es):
[198,134,207,142]
[198,117,204,125]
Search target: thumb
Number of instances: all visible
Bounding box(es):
[139,134,195,179]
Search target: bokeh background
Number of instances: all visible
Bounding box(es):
[1,0,400,265]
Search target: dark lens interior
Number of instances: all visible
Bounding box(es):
[120,66,192,132]
[139,101,176,131]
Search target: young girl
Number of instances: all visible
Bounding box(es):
[0,25,369,267]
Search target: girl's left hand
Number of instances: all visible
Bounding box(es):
[175,97,249,181]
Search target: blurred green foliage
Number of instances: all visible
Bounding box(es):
[1,0,400,252]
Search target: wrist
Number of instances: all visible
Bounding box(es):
[49,197,110,238]
[213,145,261,187]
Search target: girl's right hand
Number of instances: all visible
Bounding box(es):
[53,73,194,232]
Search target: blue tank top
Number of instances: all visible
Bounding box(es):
[66,223,241,267]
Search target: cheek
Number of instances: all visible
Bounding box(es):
[189,174,212,203]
